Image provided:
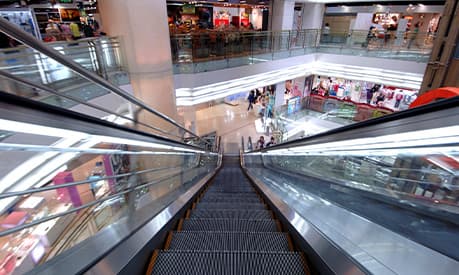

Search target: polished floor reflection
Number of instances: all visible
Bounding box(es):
[192,99,348,154]
[194,100,259,154]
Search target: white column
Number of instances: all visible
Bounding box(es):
[301,3,325,29]
[98,0,178,125]
[271,0,295,31]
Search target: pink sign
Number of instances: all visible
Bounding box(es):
[53,171,82,208]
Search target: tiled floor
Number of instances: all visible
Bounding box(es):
[194,100,261,155]
[192,100,351,155]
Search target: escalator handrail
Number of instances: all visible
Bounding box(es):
[0,70,182,140]
[249,95,459,152]
[0,90,206,152]
[0,17,209,147]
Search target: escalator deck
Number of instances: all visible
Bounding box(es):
[147,158,309,275]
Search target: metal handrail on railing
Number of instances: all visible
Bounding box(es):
[0,164,200,238]
[0,17,209,147]
[0,165,183,200]
[170,28,434,68]
[0,70,184,140]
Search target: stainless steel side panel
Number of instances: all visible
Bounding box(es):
[243,167,459,275]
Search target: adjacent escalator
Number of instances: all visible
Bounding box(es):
[146,157,309,275]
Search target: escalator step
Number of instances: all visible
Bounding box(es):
[200,196,261,203]
[182,219,278,232]
[210,183,253,190]
[168,231,290,251]
[202,193,260,199]
[195,202,266,210]
[190,209,272,220]
[150,251,307,275]
[206,188,255,193]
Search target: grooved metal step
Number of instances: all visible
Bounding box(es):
[190,209,272,220]
[168,231,290,251]
[206,188,255,193]
[202,193,259,199]
[199,196,261,203]
[182,219,278,232]
[148,160,309,275]
[209,184,252,188]
[150,251,306,275]
[194,202,267,210]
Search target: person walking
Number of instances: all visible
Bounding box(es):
[266,136,276,147]
[322,23,330,43]
[256,136,265,149]
[247,90,255,111]
[407,22,419,49]
[70,22,81,40]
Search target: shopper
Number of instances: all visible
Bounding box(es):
[266,136,276,147]
[45,19,62,41]
[83,23,95,38]
[247,90,255,111]
[60,23,72,41]
[256,136,265,149]
[407,22,419,49]
[364,25,376,47]
[322,23,330,43]
[70,22,81,40]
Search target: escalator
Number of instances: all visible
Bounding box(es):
[147,157,309,275]
[2,91,458,275]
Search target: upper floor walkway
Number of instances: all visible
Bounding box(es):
[0,29,432,108]
[170,29,433,74]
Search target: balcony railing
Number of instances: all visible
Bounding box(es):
[170,29,434,74]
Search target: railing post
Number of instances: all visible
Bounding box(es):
[92,39,108,79]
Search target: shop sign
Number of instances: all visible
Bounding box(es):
[182,4,196,15]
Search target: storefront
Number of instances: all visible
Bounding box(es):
[167,1,268,32]
[0,8,41,39]
[324,3,443,41]
[310,75,418,111]
[0,0,100,40]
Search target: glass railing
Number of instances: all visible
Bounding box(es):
[270,95,398,143]
[0,90,220,274]
[242,97,459,271]
[170,29,433,74]
[0,36,126,88]
[0,36,130,113]
[0,17,210,147]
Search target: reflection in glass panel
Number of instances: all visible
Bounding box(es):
[244,125,459,260]
[0,118,218,273]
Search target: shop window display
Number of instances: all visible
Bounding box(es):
[0,9,40,39]
[0,154,116,274]
[311,75,418,111]
[304,75,419,123]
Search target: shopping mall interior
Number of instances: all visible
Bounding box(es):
[0,0,458,274]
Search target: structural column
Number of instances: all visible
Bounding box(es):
[271,0,296,31]
[420,0,459,92]
[98,0,179,134]
[301,3,325,30]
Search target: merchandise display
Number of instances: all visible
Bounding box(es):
[311,75,418,111]
[18,197,45,211]
[0,156,114,274]
[0,9,40,39]
[32,204,75,247]
[0,211,29,229]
